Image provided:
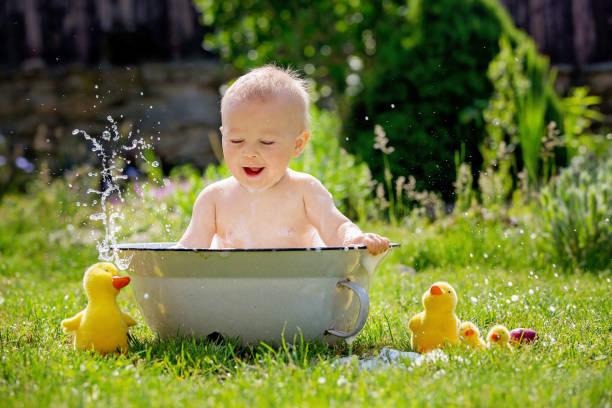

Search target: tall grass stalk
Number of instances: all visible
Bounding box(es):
[373,124,397,225]
[516,48,556,188]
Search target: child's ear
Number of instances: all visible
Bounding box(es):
[293,130,310,157]
[219,126,224,135]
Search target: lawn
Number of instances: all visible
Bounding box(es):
[1,179,610,408]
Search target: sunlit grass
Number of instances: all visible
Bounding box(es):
[0,181,610,407]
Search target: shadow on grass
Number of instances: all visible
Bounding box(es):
[126,331,357,378]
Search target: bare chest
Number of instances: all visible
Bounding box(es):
[213,190,321,248]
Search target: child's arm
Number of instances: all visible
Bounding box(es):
[303,177,389,254]
[178,186,217,248]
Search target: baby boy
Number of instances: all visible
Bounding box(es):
[178,65,389,254]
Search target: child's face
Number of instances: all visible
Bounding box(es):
[221,94,309,191]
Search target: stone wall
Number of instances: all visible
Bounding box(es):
[0,60,228,183]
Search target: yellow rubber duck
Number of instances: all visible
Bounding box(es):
[409,282,460,353]
[486,325,512,350]
[459,321,486,350]
[61,262,136,354]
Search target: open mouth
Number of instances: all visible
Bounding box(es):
[243,167,264,176]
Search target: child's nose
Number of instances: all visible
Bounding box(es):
[242,146,259,158]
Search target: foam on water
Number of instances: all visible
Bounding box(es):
[73,115,153,270]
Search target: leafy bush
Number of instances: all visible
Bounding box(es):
[560,87,603,159]
[537,151,611,271]
[195,0,378,99]
[346,0,520,199]
[195,0,520,198]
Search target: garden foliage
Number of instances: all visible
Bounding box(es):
[538,152,611,271]
[195,0,520,198]
[345,0,520,199]
[480,34,563,205]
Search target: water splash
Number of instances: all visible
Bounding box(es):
[73,115,153,269]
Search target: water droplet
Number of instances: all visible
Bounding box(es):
[94,84,99,89]
[72,129,79,135]
[391,103,395,108]
[144,293,149,299]
[511,295,519,302]
[151,161,159,168]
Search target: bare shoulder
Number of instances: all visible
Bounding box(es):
[194,177,235,205]
[287,170,328,195]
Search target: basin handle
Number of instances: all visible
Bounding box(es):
[325,279,370,339]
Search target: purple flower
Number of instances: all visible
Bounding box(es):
[15,157,35,173]
[154,182,177,200]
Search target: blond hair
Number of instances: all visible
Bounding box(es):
[221,64,310,129]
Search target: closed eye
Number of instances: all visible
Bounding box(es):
[260,140,275,145]
[230,139,244,144]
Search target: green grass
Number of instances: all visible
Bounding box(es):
[1,181,611,407]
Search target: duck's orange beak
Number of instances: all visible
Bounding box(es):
[430,285,443,296]
[491,333,500,341]
[465,329,475,337]
[112,275,130,290]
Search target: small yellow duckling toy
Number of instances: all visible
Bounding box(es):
[459,321,486,350]
[61,262,136,354]
[486,325,512,350]
[409,282,460,353]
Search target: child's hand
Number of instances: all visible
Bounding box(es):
[344,233,390,255]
